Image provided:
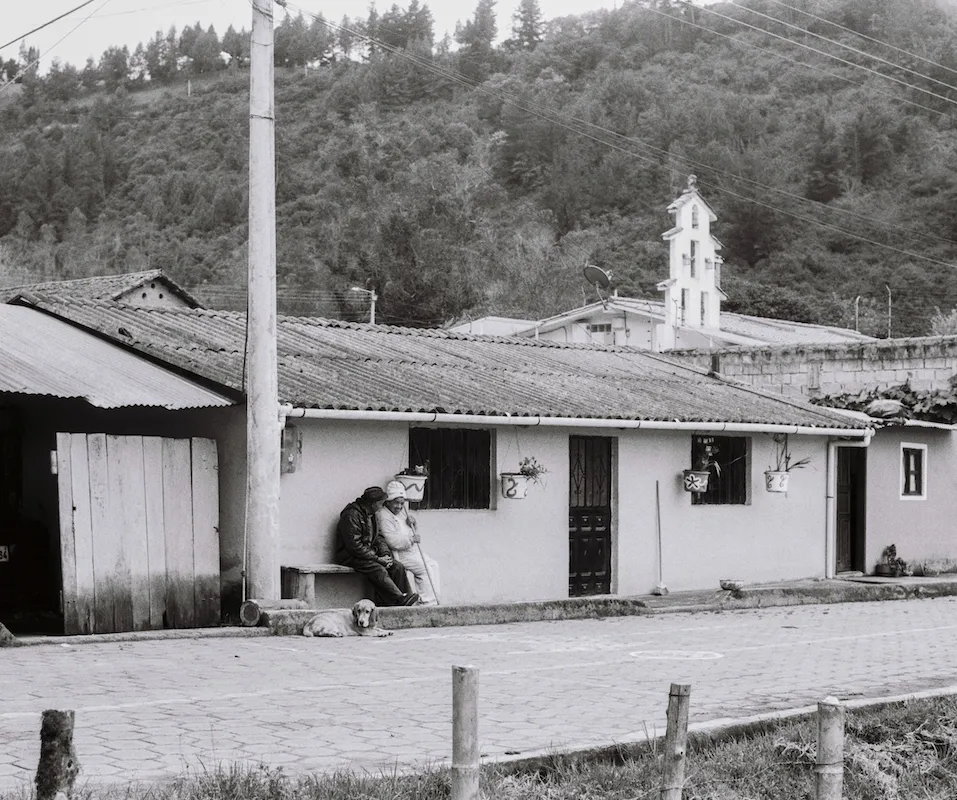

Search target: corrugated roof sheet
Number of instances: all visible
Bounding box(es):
[1,270,203,308]
[0,306,234,409]
[17,299,866,429]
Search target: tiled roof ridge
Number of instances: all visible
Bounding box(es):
[6,269,165,293]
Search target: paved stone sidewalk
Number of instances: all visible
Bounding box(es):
[4,596,957,793]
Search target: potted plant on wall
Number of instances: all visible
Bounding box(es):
[501,456,548,499]
[394,464,429,502]
[683,438,720,493]
[765,435,810,493]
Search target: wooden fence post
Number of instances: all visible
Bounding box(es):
[35,709,80,800]
[660,683,691,800]
[815,696,845,800]
[451,665,480,800]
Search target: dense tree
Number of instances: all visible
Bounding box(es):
[510,0,545,50]
[455,0,498,81]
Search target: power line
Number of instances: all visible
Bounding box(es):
[691,1,957,112]
[731,0,957,96]
[764,0,957,82]
[0,0,98,53]
[0,0,113,94]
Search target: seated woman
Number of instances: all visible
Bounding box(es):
[376,481,440,605]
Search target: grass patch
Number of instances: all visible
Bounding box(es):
[4,696,957,799]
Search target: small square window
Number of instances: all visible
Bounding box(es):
[409,428,491,509]
[691,435,749,505]
[901,443,927,500]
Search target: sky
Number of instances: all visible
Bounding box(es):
[4,0,620,72]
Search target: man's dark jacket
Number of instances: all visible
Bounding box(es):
[336,500,390,565]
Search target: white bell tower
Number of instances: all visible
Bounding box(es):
[656,175,725,350]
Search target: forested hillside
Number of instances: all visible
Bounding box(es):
[4,0,957,334]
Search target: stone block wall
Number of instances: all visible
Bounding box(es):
[669,336,957,400]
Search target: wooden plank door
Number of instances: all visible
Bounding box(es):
[569,436,612,596]
[836,447,866,574]
[56,434,220,634]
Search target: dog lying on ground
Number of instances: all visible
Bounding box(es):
[302,598,392,637]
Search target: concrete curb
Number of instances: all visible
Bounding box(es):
[15,626,272,648]
[261,597,654,636]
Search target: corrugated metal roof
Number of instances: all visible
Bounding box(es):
[0,306,234,409]
[1,270,203,308]
[18,299,866,429]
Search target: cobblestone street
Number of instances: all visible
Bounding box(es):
[4,597,957,791]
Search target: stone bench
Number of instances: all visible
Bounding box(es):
[281,563,417,609]
[281,564,368,609]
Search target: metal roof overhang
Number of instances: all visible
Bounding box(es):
[0,305,234,410]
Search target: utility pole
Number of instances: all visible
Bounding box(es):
[350,286,378,324]
[245,0,280,602]
[854,295,860,333]
[886,285,892,339]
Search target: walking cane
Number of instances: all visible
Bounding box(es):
[409,515,440,605]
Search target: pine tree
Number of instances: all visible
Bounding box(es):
[511,0,544,51]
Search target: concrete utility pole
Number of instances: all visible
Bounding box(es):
[245,0,280,601]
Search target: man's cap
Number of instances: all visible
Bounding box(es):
[360,486,387,503]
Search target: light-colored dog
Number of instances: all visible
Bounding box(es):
[302,599,392,637]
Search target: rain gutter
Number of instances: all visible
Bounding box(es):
[283,407,873,438]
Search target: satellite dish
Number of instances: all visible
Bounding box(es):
[583,264,612,290]
[583,264,613,309]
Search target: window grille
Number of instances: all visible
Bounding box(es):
[409,428,491,509]
[901,444,926,498]
[691,435,749,505]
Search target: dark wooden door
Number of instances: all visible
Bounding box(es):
[569,436,612,596]
[836,447,866,573]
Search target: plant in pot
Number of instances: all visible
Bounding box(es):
[875,544,911,578]
[393,464,428,502]
[683,439,720,493]
[765,435,810,493]
[501,456,548,499]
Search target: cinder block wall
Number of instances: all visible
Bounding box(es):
[668,336,957,399]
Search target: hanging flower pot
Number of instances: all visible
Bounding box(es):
[682,469,712,493]
[393,473,427,502]
[764,470,790,493]
[500,473,530,499]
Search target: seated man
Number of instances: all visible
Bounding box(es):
[335,486,419,607]
[377,481,441,605]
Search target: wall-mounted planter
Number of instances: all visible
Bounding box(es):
[393,473,427,502]
[764,470,790,493]
[682,469,711,493]
[500,473,530,499]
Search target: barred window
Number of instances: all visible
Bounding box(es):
[901,444,926,499]
[691,435,749,505]
[409,428,491,510]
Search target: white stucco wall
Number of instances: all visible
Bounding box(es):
[863,427,957,572]
[277,419,834,602]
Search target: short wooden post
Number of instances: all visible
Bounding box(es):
[660,683,691,800]
[815,696,845,800]
[451,665,480,800]
[35,710,80,800]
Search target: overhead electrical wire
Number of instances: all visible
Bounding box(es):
[0,0,98,52]
[0,0,113,95]
[764,0,957,82]
[286,1,957,262]
[730,0,957,95]
[690,2,957,111]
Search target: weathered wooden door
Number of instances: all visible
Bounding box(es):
[56,433,220,634]
[836,447,866,574]
[569,436,612,596]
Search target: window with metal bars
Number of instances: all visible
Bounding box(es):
[408,428,491,509]
[901,444,926,499]
[691,435,749,505]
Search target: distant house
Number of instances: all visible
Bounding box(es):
[4,288,882,632]
[1,269,203,310]
[456,176,872,351]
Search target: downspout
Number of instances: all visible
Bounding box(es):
[824,429,874,579]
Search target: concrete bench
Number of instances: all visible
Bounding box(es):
[281,564,368,609]
[281,563,417,609]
